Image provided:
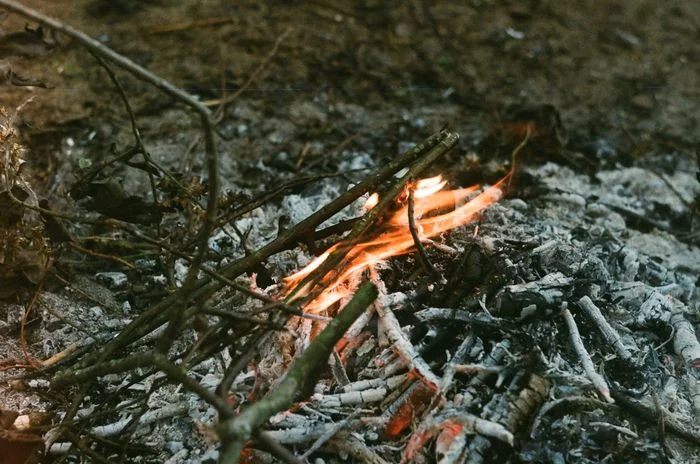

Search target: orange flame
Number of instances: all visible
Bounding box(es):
[283,174,510,313]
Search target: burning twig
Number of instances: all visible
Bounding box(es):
[402,411,515,464]
[284,158,511,314]
[217,283,378,463]
[74,129,455,372]
[562,304,614,403]
[407,187,441,280]
[577,295,636,363]
[403,335,480,461]
[283,131,461,308]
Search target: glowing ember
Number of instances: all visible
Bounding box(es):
[283,174,510,313]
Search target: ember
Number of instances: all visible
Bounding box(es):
[282,173,511,313]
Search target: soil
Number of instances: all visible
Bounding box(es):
[1,0,699,463]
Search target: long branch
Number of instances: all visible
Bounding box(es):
[216,282,378,463]
[284,130,459,303]
[70,128,453,369]
[0,1,210,119]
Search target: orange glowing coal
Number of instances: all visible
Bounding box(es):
[282,174,511,313]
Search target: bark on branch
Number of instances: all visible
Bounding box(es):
[216,283,379,463]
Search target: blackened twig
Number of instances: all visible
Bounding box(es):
[77,129,454,369]
[611,388,700,446]
[577,296,635,363]
[285,129,459,303]
[407,187,440,280]
[90,53,160,219]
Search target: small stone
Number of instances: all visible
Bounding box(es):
[28,379,50,389]
[165,441,184,454]
[95,272,128,289]
[267,132,284,144]
[89,306,103,319]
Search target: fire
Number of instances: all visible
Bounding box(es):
[283,174,510,313]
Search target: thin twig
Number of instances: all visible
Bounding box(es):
[218,331,274,398]
[562,304,614,403]
[300,411,359,460]
[217,283,378,463]
[90,53,160,218]
[0,0,220,360]
[20,255,51,368]
[78,129,454,369]
[611,388,700,446]
[407,187,440,280]
[376,300,440,387]
[285,130,459,303]
[577,296,635,363]
[66,241,136,270]
[210,28,293,120]
[254,431,303,464]
[0,1,211,118]
[149,17,234,35]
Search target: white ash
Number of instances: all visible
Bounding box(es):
[535,162,698,220]
[338,150,375,172]
[173,258,190,286]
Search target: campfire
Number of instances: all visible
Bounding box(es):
[2,1,699,462]
[282,173,511,314]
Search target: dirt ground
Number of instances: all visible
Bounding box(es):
[3,0,698,189]
[1,0,699,462]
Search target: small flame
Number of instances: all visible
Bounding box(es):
[283,174,510,313]
[413,175,447,198]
